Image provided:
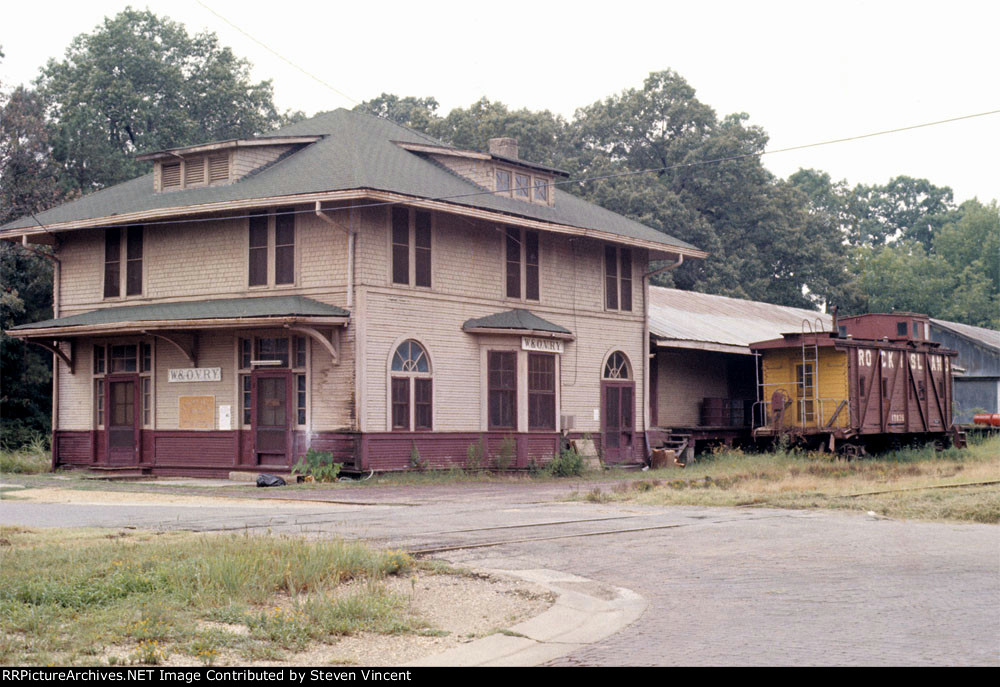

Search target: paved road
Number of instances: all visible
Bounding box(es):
[2,482,997,666]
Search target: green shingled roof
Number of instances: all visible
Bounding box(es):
[1,109,699,253]
[12,296,348,331]
[462,309,571,334]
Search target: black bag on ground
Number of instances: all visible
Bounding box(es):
[256,473,286,488]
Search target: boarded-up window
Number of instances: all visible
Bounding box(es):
[249,212,268,286]
[184,156,205,185]
[415,211,431,287]
[528,353,555,430]
[161,162,181,189]
[126,226,143,296]
[392,207,409,285]
[488,351,517,430]
[208,154,229,182]
[274,208,295,285]
[104,228,121,298]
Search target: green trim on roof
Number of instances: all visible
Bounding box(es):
[12,296,348,331]
[0,109,698,253]
[462,309,571,334]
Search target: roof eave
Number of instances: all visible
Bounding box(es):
[463,327,575,341]
[1,189,708,258]
[136,136,323,162]
[7,315,350,339]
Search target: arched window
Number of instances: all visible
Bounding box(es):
[603,351,632,380]
[390,340,432,431]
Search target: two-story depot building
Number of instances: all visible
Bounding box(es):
[2,109,705,477]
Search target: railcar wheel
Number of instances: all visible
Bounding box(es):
[839,443,864,461]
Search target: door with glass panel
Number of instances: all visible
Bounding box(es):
[251,371,292,467]
[106,375,141,465]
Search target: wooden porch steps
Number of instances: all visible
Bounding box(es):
[646,429,695,467]
[81,466,152,481]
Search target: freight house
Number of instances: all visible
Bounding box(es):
[1,109,706,476]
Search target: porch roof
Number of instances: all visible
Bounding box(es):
[7,295,349,338]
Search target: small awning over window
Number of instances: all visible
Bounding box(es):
[462,308,574,340]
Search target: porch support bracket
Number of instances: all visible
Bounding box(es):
[144,330,198,367]
[286,325,339,364]
[29,340,74,374]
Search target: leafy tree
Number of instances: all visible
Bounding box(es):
[0,86,65,226]
[844,175,955,248]
[0,242,53,447]
[355,93,440,131]
[36,7,289,193]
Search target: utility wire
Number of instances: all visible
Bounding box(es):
[17,107,999,233]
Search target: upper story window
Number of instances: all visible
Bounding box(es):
[506,227,539,301]
[390,340,432,431]
[604,245,632,312]
[494,166,553,205]
[391,207,432,288]
[104,226,143,299]
[248,208,295,287]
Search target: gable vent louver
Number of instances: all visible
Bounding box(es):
[185,156,205,185]
[161,162,181,189]
[208,154,230,182]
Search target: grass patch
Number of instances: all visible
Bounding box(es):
[0,528,423,666]
[571,435,1000,523]
[0,436,50,474]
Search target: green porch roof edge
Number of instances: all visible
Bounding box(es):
[462,309,571,334]
[11,295,349,331]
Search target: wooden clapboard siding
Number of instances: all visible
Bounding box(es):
[57,350,92,430]
[155,331,234,429]
[309,322,356,431]
[53,431,93,465]
[230,145,295,180]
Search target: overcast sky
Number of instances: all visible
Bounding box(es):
[2,0,997,203]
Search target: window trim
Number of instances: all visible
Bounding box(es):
[103,226,144,300]
[237,334,309,429]
[247,208,298,289]
[92,340,154,429]
[504,227,540,302]
[386,338,433,432]
[388,208,433,289]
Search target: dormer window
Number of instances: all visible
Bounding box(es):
[515,173,531,199]
[155,154,230,192]
[161,162,181,189]
[496,169,511,194]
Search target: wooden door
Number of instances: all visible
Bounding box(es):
[106,375,140,465]
[252,371,292,467]
[602,382,635,464]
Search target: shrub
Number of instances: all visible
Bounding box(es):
[292,449,341,482]
[465,440,485,472]
[546,447,585,477]
[494,435,516,471]
[408,442,426,471]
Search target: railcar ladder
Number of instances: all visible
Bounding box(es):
[800,319,823,426]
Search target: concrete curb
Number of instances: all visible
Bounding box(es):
[404,568,646,667]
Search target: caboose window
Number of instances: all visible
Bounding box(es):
[897,322,907,337]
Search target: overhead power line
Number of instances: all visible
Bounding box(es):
[18,108,999,232]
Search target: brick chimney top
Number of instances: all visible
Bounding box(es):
[488,137,518,160]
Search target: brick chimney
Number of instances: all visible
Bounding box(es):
[488,137,518,160]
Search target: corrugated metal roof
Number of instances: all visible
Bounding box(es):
[1,109,699,254]
[12,295,348,331]
[930,318,1000,352]
[463,309,571,334]
[649,287,831,352]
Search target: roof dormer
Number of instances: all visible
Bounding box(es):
[138,136,322,193]
[394,137,568,208]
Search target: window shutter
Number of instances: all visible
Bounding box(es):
[184,157,205,185]
[208,154,229,182]
[161,162,181,189]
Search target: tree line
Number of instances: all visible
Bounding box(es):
[1,9,997,445]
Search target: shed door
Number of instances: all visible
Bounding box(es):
[106,376,140,466]
[252,371,292,467]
